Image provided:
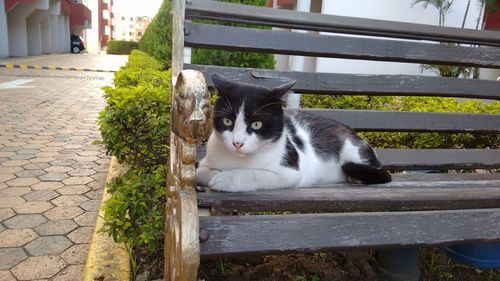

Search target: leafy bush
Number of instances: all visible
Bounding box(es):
[191,0,275,69]
[99,51,171,169]
[138,0,172,65]
[301,95,500,149]
[101,165,166,252]
[98,50,170,258]
[107,40,139,55]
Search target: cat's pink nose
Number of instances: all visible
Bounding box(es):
[232,142,244,149]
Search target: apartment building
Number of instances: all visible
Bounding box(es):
[113,14,150,42]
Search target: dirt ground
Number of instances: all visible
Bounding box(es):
[135,246,500,281]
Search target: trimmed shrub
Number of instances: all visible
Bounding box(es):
[99,51,171,169]
[301,95,500,149]
[107,40,139,55]
[101,165,166,252]
[138,0,172,65]
[98,50,170,260]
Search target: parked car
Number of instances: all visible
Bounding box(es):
[71,35,85,54]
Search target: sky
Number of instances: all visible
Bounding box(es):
[113,0,164,17]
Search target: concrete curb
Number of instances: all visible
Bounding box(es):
[83,157,130,281]
[0,63,116,73]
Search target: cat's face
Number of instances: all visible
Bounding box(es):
[211,74,295,156]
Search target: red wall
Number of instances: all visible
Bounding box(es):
[5,0,38,12]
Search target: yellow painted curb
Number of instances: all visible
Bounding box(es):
[83,157,131,281]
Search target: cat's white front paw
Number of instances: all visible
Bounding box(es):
[209,171,241,192]
[196,166,220,186]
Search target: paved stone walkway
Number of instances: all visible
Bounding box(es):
[0,54,127,280]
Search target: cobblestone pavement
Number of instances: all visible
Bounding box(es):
[0,54,127,280]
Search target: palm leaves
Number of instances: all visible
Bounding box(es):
[411,0,456,26]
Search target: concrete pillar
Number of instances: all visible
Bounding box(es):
[41,17,50,53]
[286,0,311,108]
[7,0,49,57]
[0,0,9,58]
[48,0,61,53]
[63,14,70,52]
[27,9,51,56]
[8,10,30,57]
[50,15,60,52]
[58,15,65,53]
[27,19,42,55]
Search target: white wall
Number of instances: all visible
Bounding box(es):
[315,0,484,75]
[84,0,101,53]
[277,0,486,76]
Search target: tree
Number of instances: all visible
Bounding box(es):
[138,0,172,66]
[411,0,456,26]
[410,0,475,78]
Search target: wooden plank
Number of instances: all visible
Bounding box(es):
[197,177,500,213]
[184,23,500,68]
[186,0,500,47]
[196,146,500,170]
[378,149,500,170]
[186,64,500,100]
[199,208,500,257]
[185,64,500,100]
[391,173,500,182]
[302,109,500,133]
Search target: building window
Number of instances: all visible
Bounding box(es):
[121,16,125,20]
[122,31,126,36]
[129,32,133,36]
[130,17,133,21]
[129,24,134,29]
[138,32,142,36]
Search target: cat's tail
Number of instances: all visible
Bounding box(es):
[342,162,392,184]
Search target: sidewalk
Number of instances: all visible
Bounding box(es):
[0,54,126,280]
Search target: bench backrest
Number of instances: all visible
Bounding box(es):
[173,0,500,171]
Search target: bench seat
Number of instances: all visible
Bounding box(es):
[199,208,500,257]
[165,0,500,279]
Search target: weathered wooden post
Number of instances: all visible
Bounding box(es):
[164,0,212,280]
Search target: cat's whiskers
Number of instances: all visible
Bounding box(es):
[222,97,234,113]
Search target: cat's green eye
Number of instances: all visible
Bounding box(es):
[223,118,233,127]
[251,121,263,130]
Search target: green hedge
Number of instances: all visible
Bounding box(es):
[138,0,172,65]
[139,0,274,69]
[107,40,139,55]
[98,50,170,263]
[301,95,500,149]
[191,0,275,69]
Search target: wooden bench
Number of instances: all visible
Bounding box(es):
[165,0,500,280]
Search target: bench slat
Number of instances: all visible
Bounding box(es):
[186,0,500,47]
[185,23,500,68]
[198,174,500,213]
[378,149,500,170]
[187,64,500,100]
[199,209,500,257]
[302,109,500,133]
[196,147,500,170]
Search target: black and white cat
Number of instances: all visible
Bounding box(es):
[196,74,391,192]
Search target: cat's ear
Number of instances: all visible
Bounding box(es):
[211,74,239,96]
[270,80,296,99]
